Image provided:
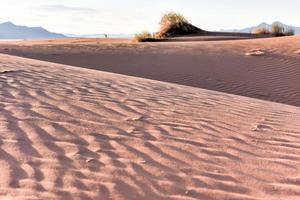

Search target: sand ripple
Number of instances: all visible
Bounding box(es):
[0,54,300,199]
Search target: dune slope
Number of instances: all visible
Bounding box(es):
[1,36,300,107]
[1,54,300,200]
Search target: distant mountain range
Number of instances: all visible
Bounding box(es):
[0,21,133,39]
[0,22,67,39]
[1,21,299,40]
[220,22,300,34]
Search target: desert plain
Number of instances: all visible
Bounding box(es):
[0,35,300,200]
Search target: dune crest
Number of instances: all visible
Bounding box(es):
[2,36,300,107]
[1,54,300,199]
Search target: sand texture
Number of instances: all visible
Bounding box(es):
[1,54,300,199]
[1,36,300,107]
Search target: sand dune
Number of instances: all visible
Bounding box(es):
[1,36,300,107]
[1,54,300,199]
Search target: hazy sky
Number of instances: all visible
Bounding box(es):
[1,0,300,34]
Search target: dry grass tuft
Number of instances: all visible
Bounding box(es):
[271,23,295,37]
[134,12,204,42]
[252,23,295,37]
[252,28,270,35]
[270,23,285,37]
[284,27,295,36]
[159,12,189,27]
[156,12,204,38]
[133,31,154,42]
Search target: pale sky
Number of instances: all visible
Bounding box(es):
[1,0,299,34]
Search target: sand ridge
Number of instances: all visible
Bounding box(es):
[0,54,300,199]
[1,36,300,107]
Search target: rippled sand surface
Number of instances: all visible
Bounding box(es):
[1,54,300,200]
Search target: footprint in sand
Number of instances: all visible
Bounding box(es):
[0,70,23,75]
[126,115,147,122]
[245,49,266,56]
[254,124,273,131]
[0,70,11,74]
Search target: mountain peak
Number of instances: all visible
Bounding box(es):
[0,21,67,39]
[258,22,268,26]
[1,21,16,26]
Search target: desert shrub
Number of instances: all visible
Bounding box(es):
[271,23,285,37]
[284,27,295,36]
[159,12,189,27]
[253,27,270,34]
[156,12,203,38]
[270,23,295,37]
[133,31,153,42]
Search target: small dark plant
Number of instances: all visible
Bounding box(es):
[284,27,295,36]
[271,23,285,37]
[133,31,153,42]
